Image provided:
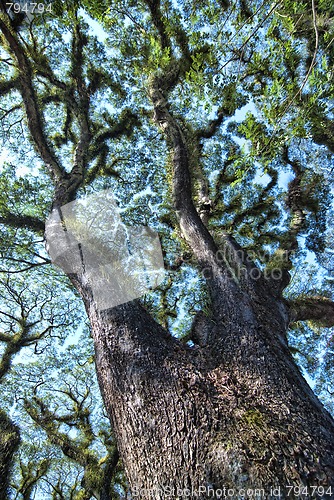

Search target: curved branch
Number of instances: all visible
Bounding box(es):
[0,14,64,181]
[149,75,259,297]
[288,296,334,327]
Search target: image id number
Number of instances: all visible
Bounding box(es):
[287,486,332,497]
[6,2,52,14]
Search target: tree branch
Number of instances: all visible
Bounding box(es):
[195,110,226,139]
[267,146,306,294]
[144,0,171,50]
[0,13,65,181]
[24,396,119,498]
[68,23,91,193]
[149,75,259,297]
[0,76,19,96]
[288,296,334,327]
[148,77,218,265]
[0,213,45,233]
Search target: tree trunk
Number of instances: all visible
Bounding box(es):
[1,4,333,496]
[51,72,334,497]
[70,270,334,498]
[0,409,20,500]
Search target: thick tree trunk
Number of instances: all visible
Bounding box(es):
[70,271,334,499]
[2,4,333,496]
[54,71,334,494]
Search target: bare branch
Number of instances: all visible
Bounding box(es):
[0,259,50,274]
[218,1,282,73]
[0,103,21,120]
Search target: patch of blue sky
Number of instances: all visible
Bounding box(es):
[81,10,108,42]
[131,185,156,203]
[0,147,13,169]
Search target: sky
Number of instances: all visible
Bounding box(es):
[0,6,333,497]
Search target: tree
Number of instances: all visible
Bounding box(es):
[0,409,20,499]
[8,335,127,499]
[0,244,126,497]
[1,0,334,496]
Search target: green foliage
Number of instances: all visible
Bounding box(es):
[0,0,334,495]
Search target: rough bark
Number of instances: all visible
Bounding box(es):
[0,410,20,500]
[44,65,334,500]
[1,5,334,496]
[67,274,334,498]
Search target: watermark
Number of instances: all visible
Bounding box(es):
[5,1,53,19]
[45,189,292,310]
[132,485,279,498]
[131,485,332,498]
[45,190,165,311]
[201,263,283,282]
[199,244,291,283]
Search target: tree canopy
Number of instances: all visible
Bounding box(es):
[1,0,334,497]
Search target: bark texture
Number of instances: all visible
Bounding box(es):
[0,410,20,500]
[54,65,334,500]
[71,278,334,498]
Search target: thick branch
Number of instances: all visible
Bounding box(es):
[0,213,45,233]
[288,296,334,327]
[195,110,226,139]
[149,76,259,296]
[144,0,171,49]
[69,23,91,190]
[268,147,306,294]
[0,15,64,181]
[0,76,19,96]
[148,78,218,265]
[144,0,192,64]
